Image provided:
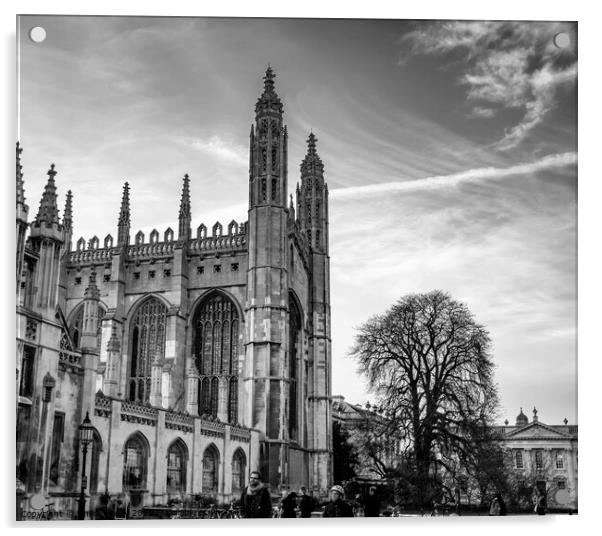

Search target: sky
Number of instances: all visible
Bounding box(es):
[17,16,577,426]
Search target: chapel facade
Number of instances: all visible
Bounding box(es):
[16,68,332,517]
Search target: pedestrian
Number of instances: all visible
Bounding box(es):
[322,485,353,518]
[94,491,111,520]
[112,493,129,520]
[299,486,315,518]
[281,490,298,518]
[488,495,501,516]
[240,470,272,518]
[534,491,546,516]
[364,486,381,517]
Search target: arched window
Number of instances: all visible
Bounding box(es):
[194,293,240,421]
[123,434,148,490]
[167,440,188,493]
[128,298,167,403]
[231,449,246,494]
[69,304,105,351]
[515,450,523,469]
[556,452,564,469]
[288,294,302,441]
[202,445,219,494]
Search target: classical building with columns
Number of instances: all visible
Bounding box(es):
[16,68,333,518]
[493,407,578,511]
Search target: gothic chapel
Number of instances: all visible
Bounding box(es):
[16,68,333,516]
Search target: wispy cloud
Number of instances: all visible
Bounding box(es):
[330,151,576,199]
[400,21,577,150]
[186,135,248,166]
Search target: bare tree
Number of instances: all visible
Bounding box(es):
[350,290,499,507]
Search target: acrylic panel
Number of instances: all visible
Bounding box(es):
[16,16,577,521]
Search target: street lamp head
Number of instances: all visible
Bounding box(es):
[78,411,94,445]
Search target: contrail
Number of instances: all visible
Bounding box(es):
[330,152,577,199]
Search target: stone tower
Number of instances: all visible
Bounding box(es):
[297,133,332,491]
[244,67,290,486]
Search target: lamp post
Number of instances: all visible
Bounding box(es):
[77,411,93,520]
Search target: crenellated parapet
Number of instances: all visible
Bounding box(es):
[67,221,249,267]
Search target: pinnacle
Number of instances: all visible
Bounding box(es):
[118,181,131,226]
[16,142,26,206]
[255,65,283,115]
[307,132,318,154]
[63,189,73,229]
[179,174,191,217]
[84,267,100,300]
[35,163,60,225]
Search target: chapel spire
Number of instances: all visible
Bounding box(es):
[255,65,283,116]
[35,164,60,226]
[117,181,131,247]
[178,173,191,241]
[249,67,288,208]
[298,132,328,253]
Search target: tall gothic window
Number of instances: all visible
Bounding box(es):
[202,445,219,494]
[167,440,187,493]
[288,294,302,441]
[128,298,167,403]
[69,304,105,351]
[194,293,240,421]
[123,434,148,490]
[231,449,246,495]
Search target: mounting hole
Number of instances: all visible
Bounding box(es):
[554,32,570,49]
[29,26,46,43]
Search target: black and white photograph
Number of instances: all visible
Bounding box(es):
[14,11,579,524]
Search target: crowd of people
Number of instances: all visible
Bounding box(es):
[239,471,550,519]
[239,471,382,518]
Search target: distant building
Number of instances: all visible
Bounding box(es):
[493,407,578,511]
[331,395,401,488]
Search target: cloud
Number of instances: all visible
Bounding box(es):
[330,151,576,199]
[186,135,248,166]
[400,21,577,150]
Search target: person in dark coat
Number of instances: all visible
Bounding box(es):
[534,491,546,515]
[322,485,353,518]
[281,490,298,518]
[364,486,381,517]
[240,471,273,518]
[298,487,315,518]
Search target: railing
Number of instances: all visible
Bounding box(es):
[165,412,194,433]
[68,248,113,264]
[94,396,252,438]
[189,234,247,253]
[121,400,159,426]
[59,348,82,369]
[127,242,175,259]
[95,392,112,418]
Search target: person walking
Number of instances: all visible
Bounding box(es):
[240,471,272,518]
[364,486,381,518]
[281,490,298,518]
[534,490,546,516]
[322,485,353,518]
[298,487,315,518]
[489,495,501,516]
